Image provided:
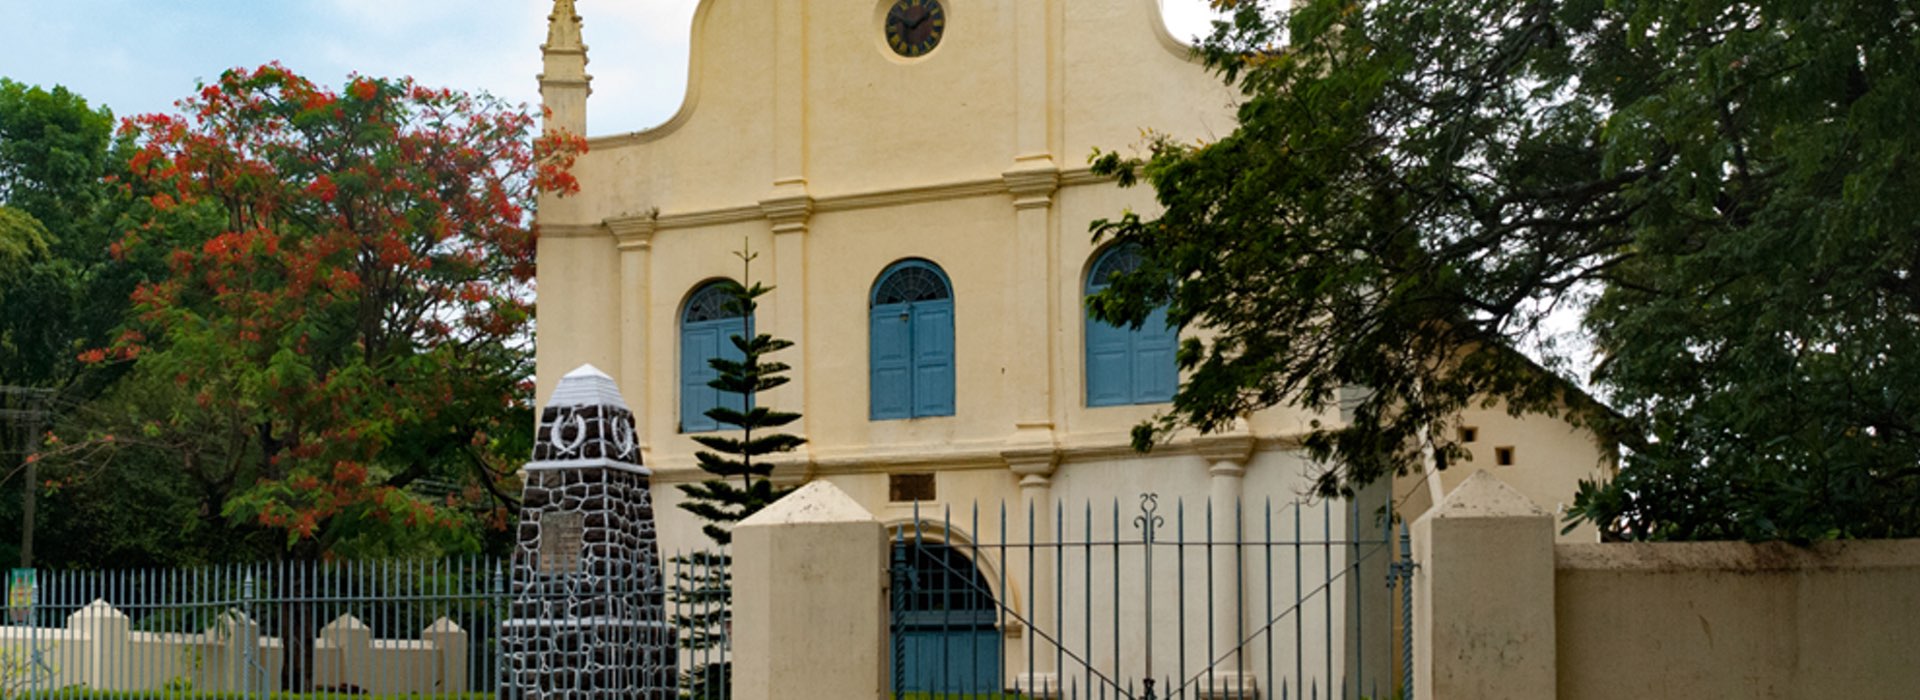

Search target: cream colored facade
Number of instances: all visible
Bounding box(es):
[532,0,1610,691]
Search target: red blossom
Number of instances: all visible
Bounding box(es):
[107,64,578,553]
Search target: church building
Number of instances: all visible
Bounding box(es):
[530,0,1613,695]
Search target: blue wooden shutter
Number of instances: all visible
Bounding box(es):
[714,317,749,424]
[871,304,913,420]
[680,323,720,432]
[1085,313,1133,407]
[1086,244,1176,406]
[681,316,749,432]
[910,300,955,417]
[1132,305,1178,403]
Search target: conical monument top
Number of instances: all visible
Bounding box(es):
[546,363,628,412]
[528,363,642,472]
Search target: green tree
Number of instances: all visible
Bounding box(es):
[0,79,124,395]
[672,246,805,698]
[0,79,123,403]
[1090,0,1918,540]
[43,65,585,565]
[0,79,156,568]
[41,65,587,690]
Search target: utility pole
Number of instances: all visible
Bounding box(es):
[0,387,53,568]
[20,420,39,569]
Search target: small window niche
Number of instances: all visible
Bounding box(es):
[1459,426,1479,443]
[537,511,585,574]
[1494,446,1516,467]
[889,473,936,502]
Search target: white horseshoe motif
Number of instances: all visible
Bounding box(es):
[550,410,588,456]
[610,415,636,459]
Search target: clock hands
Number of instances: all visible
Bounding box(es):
[888,1,941,56]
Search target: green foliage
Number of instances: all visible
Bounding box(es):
[35,692,491,700]
[0,78,121,395]
[671,245,805,697]
[0,78,162,567]
[0,67,585,564]
[81,66,586,558]
[0,79,115,234]
[0,206,50,275]
[1090,0,1919,540]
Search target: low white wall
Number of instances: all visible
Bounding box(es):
[0,603,463,694]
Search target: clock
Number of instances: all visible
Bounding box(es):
[885,0,946,58]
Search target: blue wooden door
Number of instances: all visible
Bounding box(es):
[893,540,1001,695]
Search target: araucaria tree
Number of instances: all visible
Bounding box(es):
[1091,0,1919,540]
[672,247,805,696]
[79,64,585,558]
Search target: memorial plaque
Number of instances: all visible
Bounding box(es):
[889,473,936,502]
[537,512,584,573]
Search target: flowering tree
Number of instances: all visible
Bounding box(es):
[73,64,585,559]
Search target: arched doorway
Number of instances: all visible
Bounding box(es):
[891,538,1002,695]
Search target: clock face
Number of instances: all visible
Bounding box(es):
[885,0,946,58]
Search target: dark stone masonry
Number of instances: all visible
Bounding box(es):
[500,365,675,700]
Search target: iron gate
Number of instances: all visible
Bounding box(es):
[889,495,1418,700]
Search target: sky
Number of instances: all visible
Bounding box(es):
[0,0,1224,135]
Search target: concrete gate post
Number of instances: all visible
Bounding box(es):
[733,480,889,700]
[1412,470,1557,700]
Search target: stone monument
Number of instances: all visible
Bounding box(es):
[500,365,675,699]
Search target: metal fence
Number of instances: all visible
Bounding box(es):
[0,553,730,699]
[890,494,1416,700]
[0,495,1417,700]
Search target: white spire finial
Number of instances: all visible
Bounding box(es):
[539,0,591,134]
[545,0,584,52]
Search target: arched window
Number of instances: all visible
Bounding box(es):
[1085,244,1176,406]
[870,260,955,420]
[680,281,748,433]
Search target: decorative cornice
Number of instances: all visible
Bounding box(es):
[1002,420,1060,483]
[1058,167,1112,187]
[538,223,608,240]
[816,178,1010,213]
[1193,430,1257,465]
[655,205,766,230]
[1003,167,1060,211]
[759,194,814,235]
[605,214,658,251]
[626,167,1117,234]
[639,429,1315,485]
